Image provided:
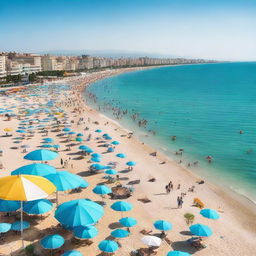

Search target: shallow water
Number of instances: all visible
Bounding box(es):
[84,63,256,202]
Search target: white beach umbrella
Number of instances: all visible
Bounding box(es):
[141,235,162,247]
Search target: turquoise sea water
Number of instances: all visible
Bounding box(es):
[84,63,256,203]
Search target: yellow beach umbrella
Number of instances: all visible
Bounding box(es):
[0,175,56,247]
[4,128,13,132]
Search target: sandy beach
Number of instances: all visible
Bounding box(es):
[0,67,255,256]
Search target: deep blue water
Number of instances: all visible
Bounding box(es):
[85,63,256,202]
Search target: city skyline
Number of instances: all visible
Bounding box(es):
[1,0,256,61]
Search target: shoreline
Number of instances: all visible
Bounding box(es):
[78,67,256,212]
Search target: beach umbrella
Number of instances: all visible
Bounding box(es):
[91,157,101,163]
[68,131,76,135]
[76,137,83,142]
[85,148,94,153]
[62,250,83,256]
[12,163,57,176]
[63,127,71,132]
[40,234,65,249]
[116,153,126,158]
[53,144,60,149]
[126,161,136,166]
[93,185,111,195]
[105,135,112,140]
[11,221,30,231]
[23,199,53,215]
[154,220,172,231]
[119,217,137,227]
[0,199,20,212]
[40,144,53,148]
[24,149,59,161]
[98,240,119,253]
[167,251,191,256]
[91,153,101,158]
[90,164,106,171]
[16,129,26,133]
[189,224,213,237]
[45,171,87,192]
[111,141,120,145]
[79,145,88,150]
[73,225,99,239]
[0,223,11,233]
[0,175,56,247]
[77,133,84,137]
[111,229,129,238]
[200,209,220,220]
[105,169,117,175]
[43,138,54,143]
[95,129,102,133]
[107,147,114,152]
[111,201,133,212]
[55,199,104,227]
[141,235,162,247]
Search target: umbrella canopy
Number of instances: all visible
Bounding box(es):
[76,137,83,142]
[11,163,57,176]
[141,235,162,247]
[63,127,71,132]
[116,153,126,158]
[55,199,104,227]
[11,221,30,231]
[126,161,136,166]
[154,220,172,231]
[95,129,102,133]
[24,149,59,161]
[105,169,117,175]
[0,175,56,201]
[91,153,101,158]
[0,199,20,212]
[0,223,11,233]
[40,234,65,249]
[45,171,87,191]
[40,144,53,148]
[111,229,129,238]
[167,251,191,256]
[189,224,213,237]
[93,185,112,195]
[90,157,101,163]
[23,199,53,215]
[111,141,120,145]
[73,225,98,239]
[111,201,133,212]
[62,250,83,256]
[43,138,54,143]
[98,240,119,253]
[119,217,137,227]
[200,209,220,220]
[76,133,84,137]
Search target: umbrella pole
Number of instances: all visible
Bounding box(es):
[20,201,24,248]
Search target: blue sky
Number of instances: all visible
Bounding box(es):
[0,0,256,60]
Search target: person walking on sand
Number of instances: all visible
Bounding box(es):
[61,158,63,167]
[177,196,180,208]
[177,184,181,190]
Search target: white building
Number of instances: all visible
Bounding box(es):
[0,55,7,78]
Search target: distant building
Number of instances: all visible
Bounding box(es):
[0,55,7,78]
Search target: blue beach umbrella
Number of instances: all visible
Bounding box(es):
[111,229,129,238]
[111,141,120,145]
[40,234,65,249]
[95,129,102,133]
[119,217,137,227]
[76,133,84,137]
[63,127,71,132]
[76,137,83,142]
[0,200,20,212]
[62,250,83,256]
[116,153,126,158]
[98,240,119,253]
[0,223,12,233]
[189,224,213,237]
[45,171,84,191]
[68,131,76,135]
[40,144,53,148]
[23,199,53,215]
[24,149,59,161]
[111,201,133,212]
[91,153,101,158]
[90,164,106,171]
[11,163,57,176]
[126,161,136,166]
[55,199,104,227]
[79,145,88,150]
[73,225,99,239]
[85,148,94,153]
[43,138,54,143]
[167,251,191,256]
[200,209,220,220]
[91,157,101,163]
[107,147,114,152]
[105,135,112,140]
[11,221,30,231]
[93,185,112,195]
[105,169,117,175]
[154,220,172,231]
[53,144,60,149]
[16,129,26,133]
